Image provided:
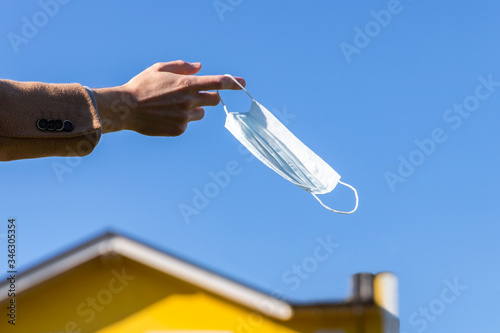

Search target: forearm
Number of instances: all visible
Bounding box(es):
[0,79,101,161]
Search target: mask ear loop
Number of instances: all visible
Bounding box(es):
[218,74,255,116]
[311,181,359,214]
[218,92,229,115]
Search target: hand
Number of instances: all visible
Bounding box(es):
[93,60,245,136]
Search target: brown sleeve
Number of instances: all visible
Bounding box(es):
[0,79,102,161]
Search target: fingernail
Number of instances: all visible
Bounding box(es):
[191,62,201,66]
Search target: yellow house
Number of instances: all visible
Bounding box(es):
[0,232,399,333]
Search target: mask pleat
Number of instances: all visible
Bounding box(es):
[236,114,327,192]
[235,114,302,186]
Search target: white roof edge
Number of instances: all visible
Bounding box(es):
[0,234,293,321]
[113,237,293,320]
[0,239,110,302]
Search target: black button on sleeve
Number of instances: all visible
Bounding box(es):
[37,119,48,131]
[63,120,74,132]
[54,120,64,131]
[47,120,57,131]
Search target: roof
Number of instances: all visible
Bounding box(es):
[0,231,398,321]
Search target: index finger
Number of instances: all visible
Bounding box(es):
[190,75,246,91]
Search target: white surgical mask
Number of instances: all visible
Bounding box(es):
[219,74,358,214]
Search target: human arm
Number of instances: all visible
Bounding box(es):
[0,79,101,161]
[0,60,245,161]
[93,60,245,136]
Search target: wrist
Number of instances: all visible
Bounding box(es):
[92,86,131,133]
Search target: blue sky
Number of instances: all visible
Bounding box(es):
[1,1,500,332]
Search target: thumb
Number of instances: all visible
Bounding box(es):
[157,60,202,75]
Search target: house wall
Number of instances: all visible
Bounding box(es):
[0,255,387,333]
